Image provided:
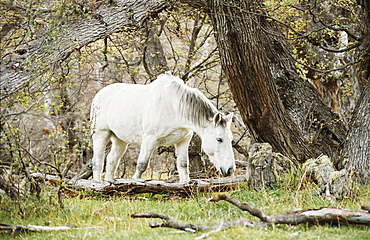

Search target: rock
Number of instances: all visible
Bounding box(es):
[303,155,352,198]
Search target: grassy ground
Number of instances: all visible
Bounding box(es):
[1,183,369,240]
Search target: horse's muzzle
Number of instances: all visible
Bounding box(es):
[221,167,234,177]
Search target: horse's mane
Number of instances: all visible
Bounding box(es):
[166,76,225,127]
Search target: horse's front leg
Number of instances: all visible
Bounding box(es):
[132,137,157,179]
[175,132,193,183]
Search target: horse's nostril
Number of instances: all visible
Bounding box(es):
[221,167,233,177]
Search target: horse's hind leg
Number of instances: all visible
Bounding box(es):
[92,130,111,181]
[105,135,128,181]
[133,137,157,179]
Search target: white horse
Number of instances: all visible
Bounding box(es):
[90,72,235,183]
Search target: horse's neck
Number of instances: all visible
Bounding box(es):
[184,121,207,138]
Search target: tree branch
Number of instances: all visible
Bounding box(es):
[131,212,261,234]
[0,0,167,100]
[132,193,370,237]
[131,213,213,232]
[209,193,267,220]
[210,194,370,226]
[0,222,103,235]
[69,175,248,197]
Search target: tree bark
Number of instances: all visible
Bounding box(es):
[131,212,261,233]
[0,0,166,100]
[206,0,314,162]
[209,193,370,226]
[342,81,370,185]
[0,174,20,201]
[142,17,169,79]
[179,0,348,164]
[70,176,247,197]
[340,0,370,185]
[0,222,103,233]
[0,3,23,42]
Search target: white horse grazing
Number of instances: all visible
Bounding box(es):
[90,72,235,183]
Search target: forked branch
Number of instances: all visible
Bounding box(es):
[131,212,262,234]
[131,213,214,232]
[210,194,370,226]
[132,193,370,237]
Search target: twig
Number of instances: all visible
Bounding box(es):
[194,219,260,240]
[195,221,224,240]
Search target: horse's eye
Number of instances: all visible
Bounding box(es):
[216,138,223,143]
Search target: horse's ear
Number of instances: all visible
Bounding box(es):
[225,113,233,123]
[213,112,222,126]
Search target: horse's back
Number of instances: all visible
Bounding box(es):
[92,83,147,125]
[91,75,190,145]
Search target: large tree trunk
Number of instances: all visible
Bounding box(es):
[343,76,370,186]
[142,17,169,80]
[204,0,348,163]
[341,0,370,185]
[206,0,312,162]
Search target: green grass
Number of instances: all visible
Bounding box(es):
[1,184,369,240]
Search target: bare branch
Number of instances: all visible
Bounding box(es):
[291,56,362,74]
[131,212,260,234]
[209,193,267,220]
[133,193,370,237]
[0,0,167,100]
[0,222,103,234]
[210,194,370,226]
[131,212,212,232]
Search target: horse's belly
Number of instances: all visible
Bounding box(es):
[157,128,191,146]
[112,126,143,145]
[112,125,190,147]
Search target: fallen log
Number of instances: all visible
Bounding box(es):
[0,222,103,235]
[210,193,370,226]
[131,212,262,233]
[0,223,77,232]
[132,193,370,238]
[71,176,248,196]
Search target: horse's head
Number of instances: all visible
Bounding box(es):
[200,112,235,177]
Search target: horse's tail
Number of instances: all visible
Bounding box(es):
[90,93,101,136]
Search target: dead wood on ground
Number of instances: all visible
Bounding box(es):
[0,222,103,235]
[131,212,263,232]
[210,193,370,226]
[131,193,370,238]
[70,176,248,196]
